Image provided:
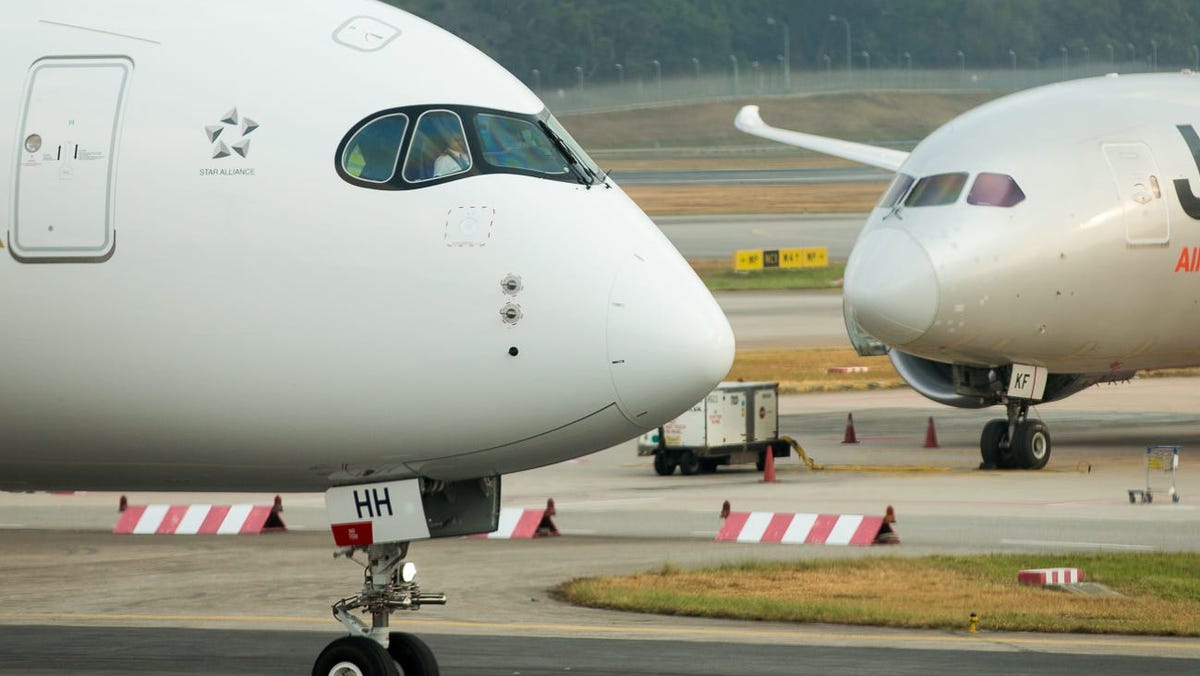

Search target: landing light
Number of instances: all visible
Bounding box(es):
[401,561,417,583]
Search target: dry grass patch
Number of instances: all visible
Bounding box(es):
[561,91,998,150]
[625,182,884,215]
[556,554,1200,635]
[1139,367,1200,378]
[694,262,848,291]
[598,153,858,172]
[730,348,900,394]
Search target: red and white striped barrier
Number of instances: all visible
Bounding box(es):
[1018,568,1084,586]
[114,502,286,535]
[477,500,559,539]
[717,506,898,545]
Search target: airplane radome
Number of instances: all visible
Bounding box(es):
[738,72,1200,473]
[1,2,734,674]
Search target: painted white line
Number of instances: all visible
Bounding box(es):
[0,523,27,528]
[558,529,597,535]
[1002,539,1154,551]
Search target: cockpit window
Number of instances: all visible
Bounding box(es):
[542,113,606,184]
[878,173,915,208]
[336,105,607,190]
[341,114,408,182]
[967,172,1026,207]
[904,172,968,207]
[402,110,472,183]
[476,113,568,175]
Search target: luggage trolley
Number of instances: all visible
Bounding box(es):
[1128,445,1181,504]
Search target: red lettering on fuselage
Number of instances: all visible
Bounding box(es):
[1174,246,1200,272]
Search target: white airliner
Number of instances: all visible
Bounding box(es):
[1,2,734,674]
[738,72,1200,472]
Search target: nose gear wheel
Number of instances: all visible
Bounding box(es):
[314,542,444,676]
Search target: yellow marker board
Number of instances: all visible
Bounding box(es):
[733,250,764,270]
[733,247,828,271]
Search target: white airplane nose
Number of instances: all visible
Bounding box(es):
[607,255,735,426]
[844,228,939,345]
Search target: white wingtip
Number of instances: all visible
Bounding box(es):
[733,103,909,172]
[734,105,763,131]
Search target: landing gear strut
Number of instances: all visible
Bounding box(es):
[313,542,444,676]
[980,399,1051,470]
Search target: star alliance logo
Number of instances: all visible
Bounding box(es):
[204,107,259,159]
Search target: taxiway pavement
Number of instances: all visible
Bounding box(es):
[1,626,1197,675]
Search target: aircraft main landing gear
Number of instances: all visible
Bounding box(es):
[313,542,445,676]
[980,399,1051,470]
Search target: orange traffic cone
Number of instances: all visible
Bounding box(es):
[842,413,859,444]
[875,505,900,544]
[536,498,560,537]
[924,416,939,448]
[761,445,776,483]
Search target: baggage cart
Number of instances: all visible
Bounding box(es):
[1128,445,1180,503]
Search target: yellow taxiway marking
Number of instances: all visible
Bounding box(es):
[0,612,1196,653]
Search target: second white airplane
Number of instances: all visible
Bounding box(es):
[739,72,1200,470]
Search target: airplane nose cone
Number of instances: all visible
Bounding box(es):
[844,228,939,345]
[607,255,735,426]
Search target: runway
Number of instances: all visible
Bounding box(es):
[713,288,849,348]
[654,213,867,260]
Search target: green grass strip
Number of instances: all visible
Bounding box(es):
[555,553,1200,635]
[697,263,846,291]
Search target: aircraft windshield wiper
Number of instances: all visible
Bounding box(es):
[540,121,595,188]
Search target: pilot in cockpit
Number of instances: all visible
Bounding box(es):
[432,132,470,177]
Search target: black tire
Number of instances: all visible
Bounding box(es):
[1013,419,1051,470]
[313,637,399,676]
[653,451,676,476]
[755,451,766,471]
[699,458,721,473]
[678,450,700,475]
[388,633,439,676]
[979,419,1007,469]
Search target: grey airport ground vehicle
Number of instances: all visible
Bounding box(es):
[638,381,788,475]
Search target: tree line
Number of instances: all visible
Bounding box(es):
[386,0,1200,88]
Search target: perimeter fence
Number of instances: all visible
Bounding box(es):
[543,64,1161,114]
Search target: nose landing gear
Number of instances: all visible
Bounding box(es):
[980,399,1051,470]
[313,542,444,676]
